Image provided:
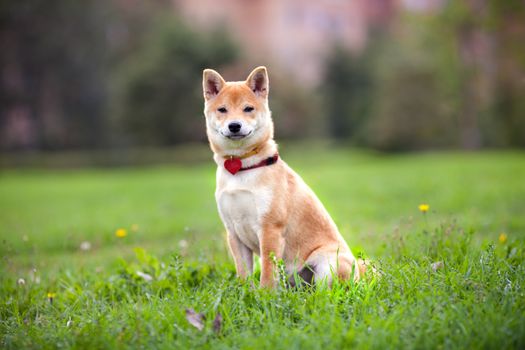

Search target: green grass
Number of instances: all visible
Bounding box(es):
[1,147,524,349]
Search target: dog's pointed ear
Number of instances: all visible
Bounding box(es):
[246,66,269,99]
[203,69,225,101]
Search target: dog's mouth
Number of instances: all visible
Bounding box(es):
[223,130,253,140]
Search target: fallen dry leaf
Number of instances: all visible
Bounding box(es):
[431,261,444,272]
[213,312,222,333]
[185,308,205,331]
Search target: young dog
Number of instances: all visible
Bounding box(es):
[202,66,363,288]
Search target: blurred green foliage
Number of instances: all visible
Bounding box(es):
[367,19,461,151]
[112,19,238,146]
[324,47,373,143]
[0,0,111,150]
[269,76,324,140]
[322,0,525,151]
[1,0,523,152]
[486,0,525,147]
[0,1,238,150]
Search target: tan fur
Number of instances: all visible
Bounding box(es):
[202,66,364,288]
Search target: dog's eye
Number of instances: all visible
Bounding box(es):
[243,106,254,113]
[217,107,227,113]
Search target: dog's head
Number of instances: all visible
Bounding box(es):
[202,66,273,155]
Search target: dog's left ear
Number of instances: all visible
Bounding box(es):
[246,66,269,99]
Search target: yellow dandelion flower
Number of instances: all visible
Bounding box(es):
[115,228,127,238]
[498,233,507,244]
[131,224,139,232]
[418,204,430,213]
[47,292,56,304]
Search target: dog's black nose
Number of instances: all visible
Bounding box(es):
[228,122,242,133]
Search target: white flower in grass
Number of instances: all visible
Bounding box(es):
[30,268,41,284]
[79,241,91,251]
[136,271,153,282]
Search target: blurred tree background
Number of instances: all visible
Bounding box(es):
[112,19,237,146]
[1,0,524,154]
[0,0,238,150]
[324,0,525,150]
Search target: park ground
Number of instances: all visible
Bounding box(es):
[1,146,524,349]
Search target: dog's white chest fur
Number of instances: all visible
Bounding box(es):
[215,169,272,255]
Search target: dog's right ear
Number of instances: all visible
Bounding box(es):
[203,69,225,101]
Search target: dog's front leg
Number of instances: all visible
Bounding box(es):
[227,232,253,278]
[260,226,284,289]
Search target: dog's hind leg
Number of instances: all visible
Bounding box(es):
[306,250,360,286]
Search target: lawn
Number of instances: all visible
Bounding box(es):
[1,147,524,349]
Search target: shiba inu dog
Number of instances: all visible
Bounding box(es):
[202,66,364,288]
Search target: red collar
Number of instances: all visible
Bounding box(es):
[224,154,279,175]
